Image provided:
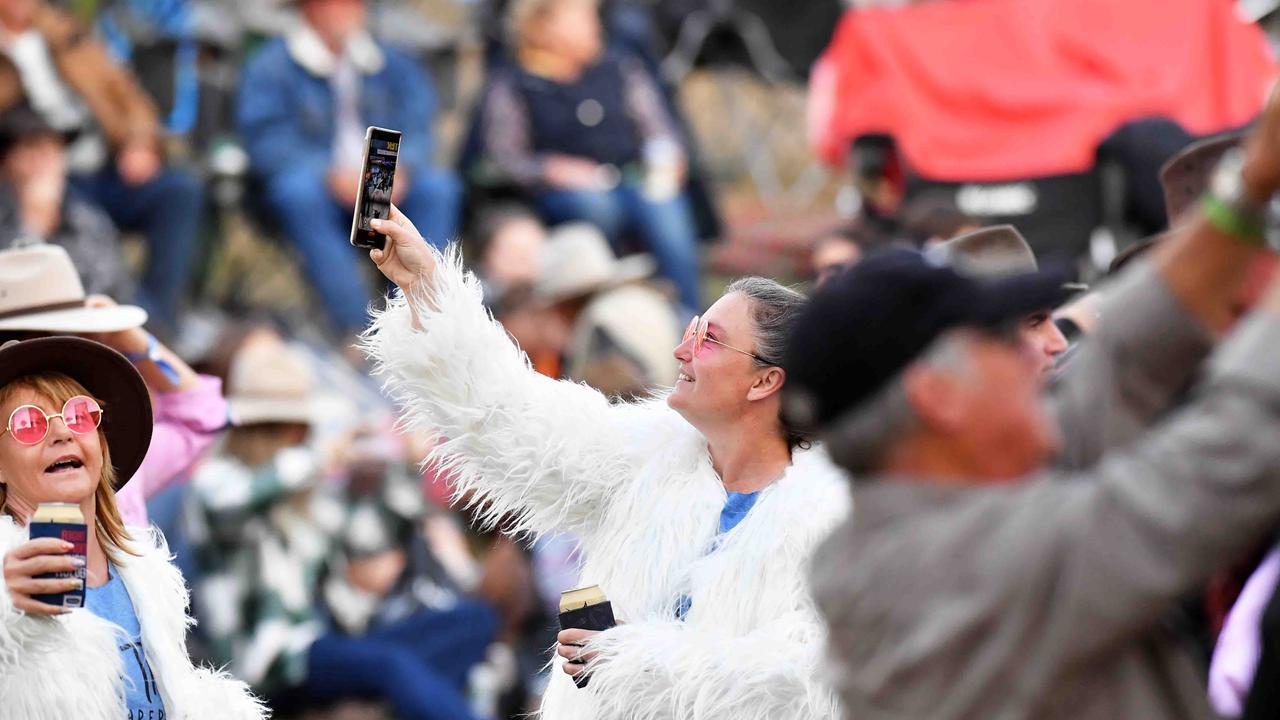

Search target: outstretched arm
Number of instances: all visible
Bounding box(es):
[1052,85,1280,467]
[362,208,678,538]
[1019,280,1280,668]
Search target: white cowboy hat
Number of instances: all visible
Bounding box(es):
[0,243,147,332]
[564,283,681,393]
[226,339,316,426]
[535,223,657,305]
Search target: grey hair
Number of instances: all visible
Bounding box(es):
[823,331,975,475]
[723,276,812,450]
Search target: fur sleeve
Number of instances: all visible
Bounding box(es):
[0,519,56,665]
[579,614,840,720]
[362,245,676,538]
[0,519,127,720]
[185,667,271,720]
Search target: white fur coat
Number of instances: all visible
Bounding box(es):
[0,517,267,720]
[364,248,851,720]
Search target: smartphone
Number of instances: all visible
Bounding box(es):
[350,126,402,250]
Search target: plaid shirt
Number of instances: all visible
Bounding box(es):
[321,462,423,634]
[183,446,345,694]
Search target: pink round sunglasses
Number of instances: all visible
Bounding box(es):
[0,396,104,446]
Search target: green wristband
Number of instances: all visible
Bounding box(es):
[1202,194,1266,245]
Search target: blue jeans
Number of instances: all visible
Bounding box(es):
[71,165,204,331]
[265,166,461,335]
[304,600,496,720]
[537,186,701,310]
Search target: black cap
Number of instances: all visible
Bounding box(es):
[783,248,1067,429]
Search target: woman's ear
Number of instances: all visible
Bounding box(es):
[747,366,786,402]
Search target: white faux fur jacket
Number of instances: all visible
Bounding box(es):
[0,517,267,720]
[364,248,851,720]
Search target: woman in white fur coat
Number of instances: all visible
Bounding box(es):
[361,207,851,720]
[0,336,265,720]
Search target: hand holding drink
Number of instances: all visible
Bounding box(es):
[556,585,617,687]
[2,503,86,615]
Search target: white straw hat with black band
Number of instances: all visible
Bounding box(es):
[0,244,147,333]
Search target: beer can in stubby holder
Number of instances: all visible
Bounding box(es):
[559,585,616,688]
[29,502,86,609]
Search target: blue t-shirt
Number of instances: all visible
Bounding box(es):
[718,491,761,536]
[85,566,167,720]
[676,491,761,620]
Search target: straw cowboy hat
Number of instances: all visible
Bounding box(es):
[535,223,657,305]
[226,339,316,426]
[0,337,153,488]
[0,243,147,333]
[936,224,1088,295]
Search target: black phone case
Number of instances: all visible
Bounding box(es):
[558,601,616,688]
[351,128,400,250]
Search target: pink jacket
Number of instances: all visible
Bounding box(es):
[115,376,227,526]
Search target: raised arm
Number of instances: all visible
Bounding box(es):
[361,207,679,538]
[1051,87,1280,468]
[1049,261,1214,470]
[1034,288,1280,667]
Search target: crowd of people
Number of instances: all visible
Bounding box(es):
[4,0,1280,719]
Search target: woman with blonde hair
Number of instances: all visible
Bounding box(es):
[0,336,265,719]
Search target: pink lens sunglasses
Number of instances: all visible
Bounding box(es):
[0,396,103,445]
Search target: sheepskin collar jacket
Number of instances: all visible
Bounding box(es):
[0,516,267,720]
[365,248,852,720]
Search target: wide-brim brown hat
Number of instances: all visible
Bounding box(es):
[0,337,152,489]
[936,224,1087,297]
[1160,133,1244,223]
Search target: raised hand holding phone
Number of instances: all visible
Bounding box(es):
[370,205,438,309]
[369,206,438,331]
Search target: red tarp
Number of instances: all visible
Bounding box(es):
[809,0,1276,180]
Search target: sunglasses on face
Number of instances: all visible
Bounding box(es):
[0,395,103,446]
[682,316,767,364]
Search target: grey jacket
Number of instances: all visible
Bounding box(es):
[813,262,1280,719]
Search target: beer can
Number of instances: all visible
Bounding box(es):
[29,502,86,609]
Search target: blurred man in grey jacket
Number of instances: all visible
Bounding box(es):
[783,90,1280,719]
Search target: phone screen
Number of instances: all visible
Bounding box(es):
[350,127,402,250]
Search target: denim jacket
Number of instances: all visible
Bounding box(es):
[237,25,437,184]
